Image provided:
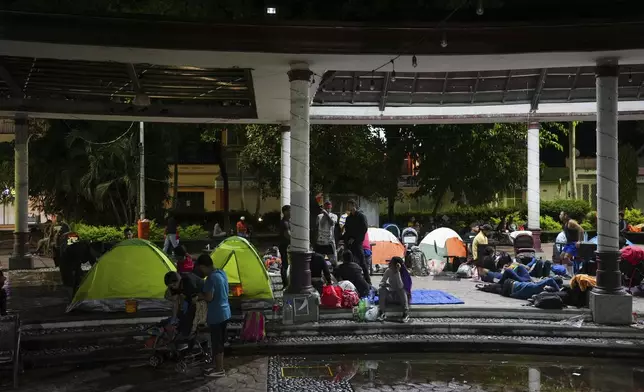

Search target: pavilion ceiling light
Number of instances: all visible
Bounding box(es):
[370,72,376,91]
[412,55,418,68]
[441,32,448,48]
[355,78,361,94]
[266,7,277,14]
[476,0,484,16]
[390,60,396,82]
[629,68,633,83]
[342,79,347,96]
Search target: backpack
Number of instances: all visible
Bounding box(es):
[409,249,429,276]
[341,289,360,309]
[532,292,565,310]
[240,311,266,342]
[321,285,342,308]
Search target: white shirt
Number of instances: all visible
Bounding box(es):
[316,211,338,245]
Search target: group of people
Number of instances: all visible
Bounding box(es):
[163,254,231,378]
[277,198,410,321]
[278,199,372,289]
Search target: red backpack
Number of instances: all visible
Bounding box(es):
[321,285,342,308]
[341,290,360,308]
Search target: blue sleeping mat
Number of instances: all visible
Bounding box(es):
[374,289,464,305]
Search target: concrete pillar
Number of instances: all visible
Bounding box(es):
[9,115,32,269]
[285,63,314,295]
[590,59,632,324]
[280,125,291,207]
[526,121,542,251]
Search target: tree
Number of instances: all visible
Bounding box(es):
[413,123,563,215]
[375,126,416,222]
[619,143,639,208]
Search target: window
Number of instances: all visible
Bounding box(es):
[177,192,204,211]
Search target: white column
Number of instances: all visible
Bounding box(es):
[10,114,32,268]
[288,63,313,253]
[596,62,620,253]
[528,368,541,392]
[527,122,541,230]
[280,125,291,207]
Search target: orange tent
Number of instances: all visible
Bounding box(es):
[367,228,406,268]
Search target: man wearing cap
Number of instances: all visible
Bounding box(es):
[342,199,371,284]
[236,216,248,238]
[316,201,338,266]
[472,224,492,262]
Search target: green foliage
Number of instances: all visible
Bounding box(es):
[619,144,639,208]
[180,224,209,240]
[382,205,524,231]
[72,223,125,243]
[580,221,594,231]
[624,208,644,226]
[413,123,563,212]
[540,215,562,232]
[540,199,591,222]
[585,211,597,229]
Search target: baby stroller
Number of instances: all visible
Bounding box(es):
[510,231,535,265]
[401,227,419,256]
[145,301,210,373]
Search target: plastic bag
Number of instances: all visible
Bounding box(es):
[321,285,342,308]
[365,306,379,322]
[428,259,447,275]
[338,280,356,292]
[456,263,472,278]
[559,314,585,328]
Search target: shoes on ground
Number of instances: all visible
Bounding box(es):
[402,312,410,323]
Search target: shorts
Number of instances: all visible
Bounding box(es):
[209,321,228,354]
[562,243,578,257]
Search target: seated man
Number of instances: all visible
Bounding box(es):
[377,257,411,323]
[502,277,561,300]
[310,253,334,294]
[164,271,204,338]
[335,251,370,298]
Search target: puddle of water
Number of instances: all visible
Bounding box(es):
[272,353,644,392]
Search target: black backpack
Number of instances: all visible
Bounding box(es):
[533,292,565,309]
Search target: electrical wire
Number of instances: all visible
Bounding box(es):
[63,121,136,145]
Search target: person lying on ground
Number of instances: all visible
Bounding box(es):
[311,252,334,295]
[378,257,411,323]
[334,250,370,298]
[502,277,562,300]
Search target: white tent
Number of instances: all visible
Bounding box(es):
[419,227,466,265]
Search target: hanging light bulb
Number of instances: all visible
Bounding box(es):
[390,60,396,82]
[331,86,336,95]
[342,79,347,96]
[629,68,633,83]
[370,71,376,91]
[356,78,361,94]
[476,0,484,15]
[412,55,418,68]
[441,32,448,48]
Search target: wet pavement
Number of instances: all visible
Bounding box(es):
[5,353,644,392]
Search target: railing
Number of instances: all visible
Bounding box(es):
[0,314,21,388]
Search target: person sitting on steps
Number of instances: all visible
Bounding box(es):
[378,257,411,323]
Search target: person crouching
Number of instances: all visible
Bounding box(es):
[378,257,411,323]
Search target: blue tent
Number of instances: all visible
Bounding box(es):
[588,236,633,247]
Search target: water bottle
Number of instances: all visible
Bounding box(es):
[282,300,294,325]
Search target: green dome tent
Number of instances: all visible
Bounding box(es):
[67,239,176,312]
[210,236,273,300]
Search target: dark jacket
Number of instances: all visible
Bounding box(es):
[311,253,332,283]
[342,210,368,243]
[335,261,370,297]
